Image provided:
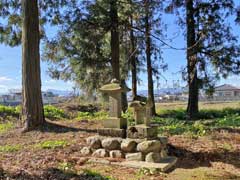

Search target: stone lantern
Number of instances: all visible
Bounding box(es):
[98,79,130,137]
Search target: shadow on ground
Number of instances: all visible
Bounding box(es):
[36,121,97,134]
[168,144,240,169]
[0,167,110,180]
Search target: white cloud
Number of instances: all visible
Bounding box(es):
[0,85,8,93]
[0,76,13,82]
[45,79,57,83]
[0,85,7,89]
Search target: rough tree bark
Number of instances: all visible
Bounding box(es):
[110,0,120,81]
[186,0,199,119]
[145,0,156,116]
[130,15,138,100]
[22,0,45,131]
[110,0,128,112]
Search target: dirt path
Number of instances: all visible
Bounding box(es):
[0,120,240,180]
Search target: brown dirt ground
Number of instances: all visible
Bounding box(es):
[0,120,240,180]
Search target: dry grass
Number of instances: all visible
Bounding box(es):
[156,101,240,112]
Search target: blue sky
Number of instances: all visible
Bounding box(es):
[0,2,240,94]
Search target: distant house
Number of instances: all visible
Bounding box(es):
[214,84,240,98]
[0,89,61,105]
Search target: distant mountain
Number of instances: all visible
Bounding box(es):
[46,89,73,96]
[128,87,185,97]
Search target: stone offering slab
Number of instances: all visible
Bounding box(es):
[119,156,177,172]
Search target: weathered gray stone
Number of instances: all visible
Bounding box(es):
[98,128,126,138]
[119,156,178,172]
[99,79,130,129]
[145,99,153,126]
[145,152,161,163]
[80,147,92,156]
[86,136,102,149]
[121,139,137,152]
[130,101,146,125]
[137,140,162,153]
[102,138,121,150]
[109,150,124,158]
[125,152,144,161]
[158,136,168,146]
[92,149,109,158]
[102,117,127,129]
[160,149,168,158]
[127,125,158,139]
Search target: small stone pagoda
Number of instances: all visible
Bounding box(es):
[98,79,130,137]
[127,99,158,139]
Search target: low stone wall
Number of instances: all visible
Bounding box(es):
[80,136,168,163]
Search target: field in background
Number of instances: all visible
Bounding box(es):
[156,101,240,112]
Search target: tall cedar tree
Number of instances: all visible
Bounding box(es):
[0,0,71,130]
[186,0,198,119]
[167,0,240,119]
[110,0,120,80]
[42,0,129,111]
[21,0,45,130]
[144,0,156,116]
[128,0,138,100]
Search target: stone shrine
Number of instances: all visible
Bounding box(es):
[80,83,177,173]
[127,99,158,139]
[98,79,130,137]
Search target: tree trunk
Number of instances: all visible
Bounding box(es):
[22,0,45,131]
[121,80,128,113]
[110,0,120,81]
[130,15,137,100]
[145,0,156,116]
[186,0,199,119]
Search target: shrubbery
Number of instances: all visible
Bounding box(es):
[0,105,19,117]
[153,114,240,137]
[158,107,240,120]
[44,105,67,120]
[77,111,108,121]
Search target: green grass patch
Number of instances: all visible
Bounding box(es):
[154,113,240,137]
[0,144,21,153]
[58,162,76,173]
[44,105,67,120]
[158,107,240,120]
[0,105,19,118]
[216,115,240,127]
[35,140,68,149]
[76,111,108,121]
[0,122,14,134]
[122,110,135,125]
[0,105,68,121]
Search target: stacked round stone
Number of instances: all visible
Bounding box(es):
[81,136,168,163]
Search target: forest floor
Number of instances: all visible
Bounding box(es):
[0,102,240,180]
[0,118,240,180]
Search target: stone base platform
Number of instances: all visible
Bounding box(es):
[102,117,127,129]
[88,156,177,172]
[127,124,158,139]
[98,128,126,138]
[119,156,177,172]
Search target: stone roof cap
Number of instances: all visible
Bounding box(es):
[100,79,131,93]
[129,101,146,108]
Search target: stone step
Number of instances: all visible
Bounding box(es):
[87,156,177,173]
